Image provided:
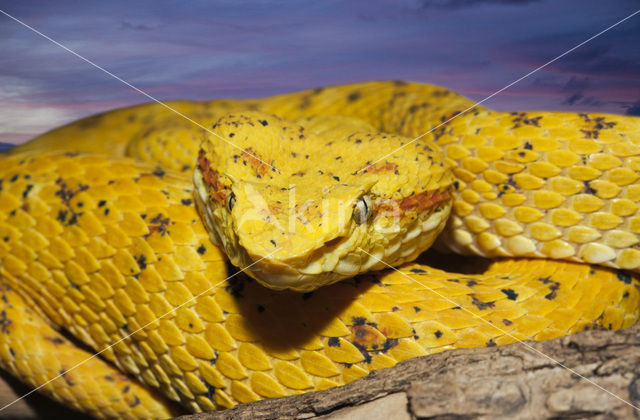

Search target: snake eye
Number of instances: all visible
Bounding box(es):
[353,195,373,225]
[226,192,236,212]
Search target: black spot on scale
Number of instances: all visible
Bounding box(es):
[9,174,18,183]
[434,330,442,338]
[523,141,533,150]
[623,291,630,298]
[486,338,496,347]
[67,212,80,225]
[0,310,12,334]
[352,317,367,326]
[128,396,141,408]
[326,337,342,348]
[347,91,361,102]
[333,176,340,182]
[197,244,206,254]
[617,271,632,284]
[471,296,495,310]
[538,276,560,300]
[22,184,33,199]
[60,369,74,386]
[135,255,147,270]
[502,319,513,326]
[98,200,106,207]
[413,306,421,313]
[57,210,68,223]
[382,338,399,352]
[224,277,245,298]
[501,288,518,300]
[410,268,426,273]
[259,120,268,126]
[152,167,166,177]
[583,181,596,194]
[181,198,192,206]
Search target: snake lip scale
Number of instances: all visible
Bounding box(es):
[0,80,639,417]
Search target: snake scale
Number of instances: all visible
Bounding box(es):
[1,81,640,418]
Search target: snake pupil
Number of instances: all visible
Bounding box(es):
[227,192,236,211]
[353,196,372,225]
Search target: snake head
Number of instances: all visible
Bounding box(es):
[194,111,454,291]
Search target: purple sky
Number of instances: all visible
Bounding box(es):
[1,0,639,144]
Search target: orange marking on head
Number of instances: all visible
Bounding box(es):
[399,190,450,211]
[374,190,450,218]
[242,147,269,176]
[358,161,398,174]
[198,150,230,204]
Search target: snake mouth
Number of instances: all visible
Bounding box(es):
[323,236,346,248]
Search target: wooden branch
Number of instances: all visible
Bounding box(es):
[178,324,640,420]
[2,325,639,419]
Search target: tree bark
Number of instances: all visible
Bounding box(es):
[178,324,640,420]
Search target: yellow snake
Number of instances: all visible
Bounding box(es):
[1,81,640,418]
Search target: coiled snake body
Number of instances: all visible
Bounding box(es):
[1,81,640,418]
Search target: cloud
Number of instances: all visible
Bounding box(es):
[121,21,153,31]
[1,0,637,142]
[562,93,582,106]
[557,76,603,107]
[561,93,603,107]
[560,76,587,105]
[420,0,540,8]
[0,143,15,152]
[561,76,589,92]
[626,100,640,116]
[0,75,86,143]
[555,45,640,78]
[529,75,603,108]
[0,104,78,143]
